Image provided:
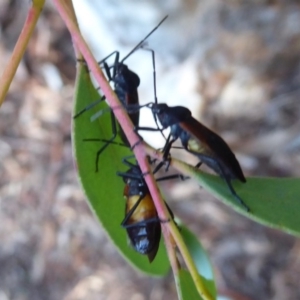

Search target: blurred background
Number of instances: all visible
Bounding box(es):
[1,0,300,299]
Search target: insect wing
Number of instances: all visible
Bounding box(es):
[180,118,246,182]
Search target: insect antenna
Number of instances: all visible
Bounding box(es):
[121,15,168,63]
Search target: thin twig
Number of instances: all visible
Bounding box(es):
[0,0,45,107]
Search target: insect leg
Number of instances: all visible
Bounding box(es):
[195,161,203,168]
[97,51,119,67]
[121,195,146,227]
[73,95,106,119]
[83,138,127,147]
[140,46,167,138]
[92,110,118,172]
[156,174,189,182]
[218,163,250,212]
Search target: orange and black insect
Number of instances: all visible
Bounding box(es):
[118,158,178,262]
[75,16,168,171]
[137,103,249,211]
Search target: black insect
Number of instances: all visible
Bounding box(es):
[75,16,168,172]
[118,158,179,262]
[137,103,249,211]
[122,35,248,211]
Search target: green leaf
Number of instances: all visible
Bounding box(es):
[72,65,170,275]
[191,167,300,236]
[180,225,216,298]
[178,269,215,300]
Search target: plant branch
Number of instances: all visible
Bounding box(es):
[145,143,214,300]
[0,0,45,107]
